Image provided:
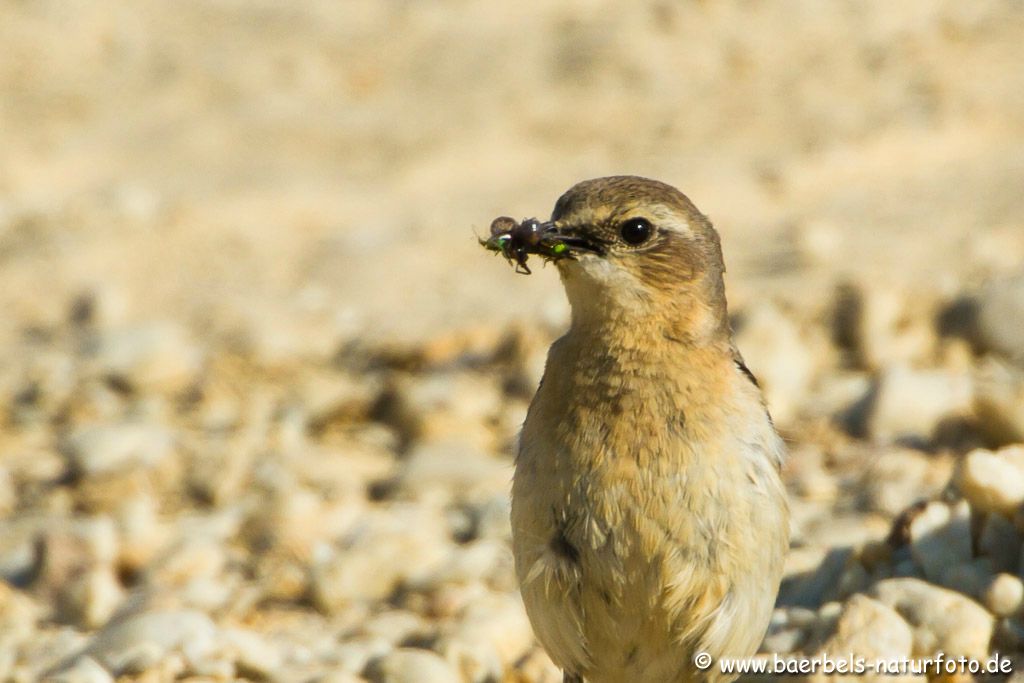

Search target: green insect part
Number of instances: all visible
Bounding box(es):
[550,242,568,255]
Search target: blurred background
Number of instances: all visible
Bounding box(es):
[1,1,1023,681]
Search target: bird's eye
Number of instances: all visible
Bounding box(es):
[619,218,653,245]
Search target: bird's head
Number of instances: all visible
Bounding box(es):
[545,176,730,344]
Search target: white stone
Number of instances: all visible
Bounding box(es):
[907,500,972,582]
[47,656,114,683]
[868,578,994,658]
[956,446,1024,515]
[364,648,460,683]
[978,512,1021,573]
[62,423,175,477]
[222,627,283,680]
[91,323,201,394]
[82,610,219,676]
[984,573,1024,617]
[310,507,451,614]
[733,302,820,425]
[806,594,917,683]
[974,360,1024,446]
[976,270,1024,365]
[58,567,124,629]
[865,364,973,443]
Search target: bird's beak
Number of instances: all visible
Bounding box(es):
[546,223,604,257]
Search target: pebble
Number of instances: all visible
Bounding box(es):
[363,648,461,683]
[941,557,993,599]
[973,359,1024,446]
[437,635,503,683]
[316,672,369,683]
[222,627,283,680]
[80,609,219,676]
[859,449,953,516]
[61,422,175,478]
[90,323,202,394]
[864,364,973,443]
[984,573,1024,618]
[955,446,1024,516]
[830,281,936,370]
[310,507,452,614]
[907,500,972,583]
[806,594,916,682]
[57,566,124,629]
[733,302,819,425]
[975,270,1024,365]
[978,512,1021,574]
[868,578,995,658]
[445,593,535,668]
[0,581,42,641]
[0,466,15,517]
[391,439,512,504]
[35,517,120,589]
[48,656,115,683]
[407,539,510,592]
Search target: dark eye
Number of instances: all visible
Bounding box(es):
[619,218,653,245]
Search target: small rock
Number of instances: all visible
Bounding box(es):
[859,449,953,516]
[377,373,502,450]
[513,646,562,683]
[864,364,973,444]
[831,281,937,370]
[975,270,1024,365]
[358,610,431,645]
[35,517,119,589]
[446,593,533,668]
[941,557,993,599]
[974,359,1024,446]
[471,495,512,541]
[868,578,994,658]
[334,636,392,675]
[978,513,1021,574]
[143,536,228,588]
[223,628,283,680]
[907,500,972,583]
[303,372,383,433]
[316,672,368,683]
[955,446,1024,515]
[90,323,201,394]
[0,466,15,517]
[310,507,451,614]
[733,302,820,425]
[57,567,124,629]
[436,635,502,683]
[81,609,219,676]
[806,594,916,683]
[0,581,42,641]
[761,626,805,655]
[115,495,165,574]
[984,574,1024,617]
[364,648,461,683]
[390,439,511,504]
[61,422,175,478]
[48,656,115,683]
[407,539,510,593]
[69,286,130,330]
[779,547,851,608]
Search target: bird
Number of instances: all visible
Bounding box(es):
[509,176,789,683]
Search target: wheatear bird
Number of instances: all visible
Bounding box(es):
[509,176,789,682]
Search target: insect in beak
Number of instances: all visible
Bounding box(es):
[481,217,572,275]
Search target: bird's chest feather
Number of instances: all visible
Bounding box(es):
[511,337,783,679]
